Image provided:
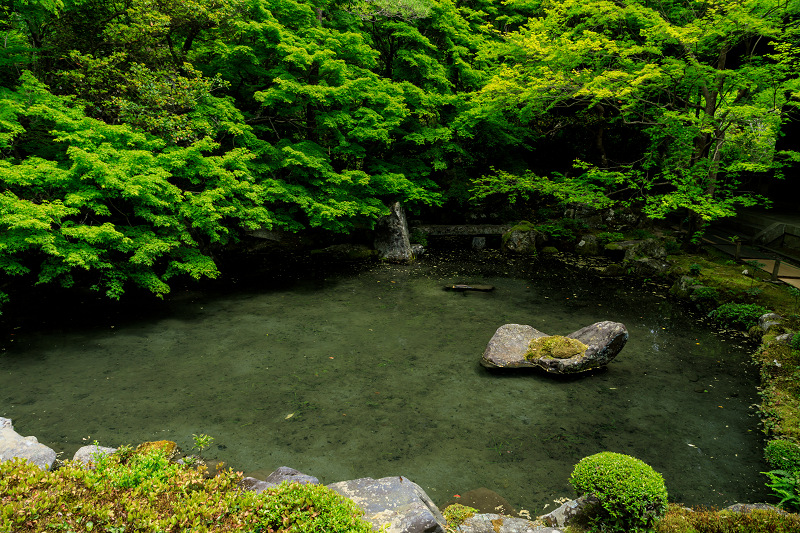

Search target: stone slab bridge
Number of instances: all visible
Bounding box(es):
[411,224,512,236]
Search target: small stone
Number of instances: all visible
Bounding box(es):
[539,495,600,528]
[456,513,562,532]
[759,313,782,332]
[73,445,117,465]
[240,466,320,494]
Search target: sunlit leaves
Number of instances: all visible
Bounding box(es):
[0,72,272,306]
[471,0,798,222]
[0,449,375,532]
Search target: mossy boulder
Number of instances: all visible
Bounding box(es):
[481,321,628,374]
[502,221,543,254]
[525,336,588,360]
[135,440,178,460]
[443,504,478,528]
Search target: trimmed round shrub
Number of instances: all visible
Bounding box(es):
[569,452,668,532]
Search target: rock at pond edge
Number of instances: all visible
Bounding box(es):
[0,418,57,471]
[327,476,447,533]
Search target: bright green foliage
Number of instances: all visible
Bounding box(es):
[3,0,800,308]
[0,72,272,308]
[192,0,446,232]
[708,303,771,330]
[570,451,668,532]
[0,448,375,532]
[471,0,799,226]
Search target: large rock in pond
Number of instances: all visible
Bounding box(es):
[327,476,447,533]
[240,466,320,494]
[0,417,57,470]
[480,322,628,374]
[375,202,414,263]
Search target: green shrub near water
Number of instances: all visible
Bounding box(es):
[569,452,668,532]
[708,303,771,330]
[0,448,374,532]
[597,232,624,246]
[765,439,800,472]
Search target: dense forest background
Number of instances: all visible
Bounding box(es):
[2,0,800,307]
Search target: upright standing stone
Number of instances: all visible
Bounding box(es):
[374,202,414,262]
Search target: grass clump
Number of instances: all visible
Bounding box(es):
[569,452,668,532]
[0,448,374,533]
[525,335,587,360]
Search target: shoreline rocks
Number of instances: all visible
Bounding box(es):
[0,417,57,470]
[327,476,447,533]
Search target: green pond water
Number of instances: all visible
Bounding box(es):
[0,252,770,513]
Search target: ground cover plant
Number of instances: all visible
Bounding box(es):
[653,504,800,533]
[0,447,375,532]
[708,303,772,331]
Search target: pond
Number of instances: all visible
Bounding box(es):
[0,251,770,513]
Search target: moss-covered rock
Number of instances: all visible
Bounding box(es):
[443,503,479,528]
[525,335,588,360]
[135,440,178,460]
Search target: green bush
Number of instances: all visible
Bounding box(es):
[597,232,625,246]
[690,287,719,305]
[630,229,656,240]
[708,303,770,330]
[537,218,588,241]
[765,439,800,472]
[664,239,681,255]
[569,452,668,532]
[791,333,800,351]
[0,448,374,533]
